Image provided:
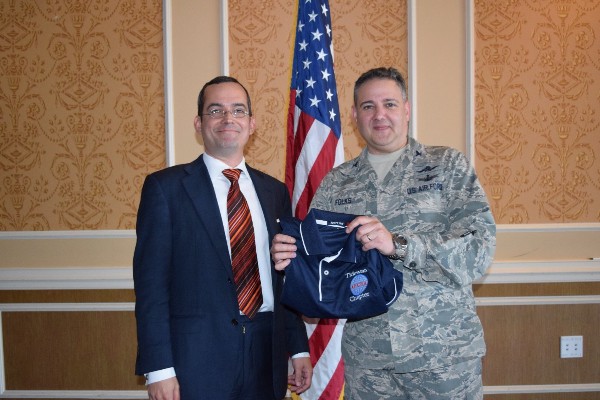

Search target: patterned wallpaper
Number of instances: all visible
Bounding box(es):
[474,0,600,223]
[3,0,598,231]
[0,0,165,231]
[228,0,409,179]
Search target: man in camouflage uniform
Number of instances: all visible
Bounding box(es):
[272,67,496,399]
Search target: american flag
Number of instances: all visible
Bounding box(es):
[285,0,346,399]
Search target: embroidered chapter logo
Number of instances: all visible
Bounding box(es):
[350,274,368,296]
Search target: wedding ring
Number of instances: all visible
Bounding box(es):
[366,234,372,241]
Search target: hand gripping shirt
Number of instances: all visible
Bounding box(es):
[279,209,403,320]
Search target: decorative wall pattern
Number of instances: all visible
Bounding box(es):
[0,0,165,231]
[228,0,408,180]
[7,1,598,230]
[474,0,600,223]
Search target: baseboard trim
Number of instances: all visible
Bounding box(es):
[0,390,147,399]
[1,295,598,312]
[0,230,136,240]
[476,295,600,306]
[484,383,600,394]
[0,303,134,312]
[0,385,598,398]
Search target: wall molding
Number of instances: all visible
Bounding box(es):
[497,223,600,232]
[476,260,600,284]
[221,0,229,76]
[0,267,134,290]
[1,295,598,313]
[0,303,135,312]
[476,295,600,306]
[466,0,475,163]
[0,385,598,399]
[0,390,147,399]
[0,223,597,240]
[163,0,175,167]
[0,230,135,240]
[407,0,418,140]
[484,383,600,394]
[1,259,599,290]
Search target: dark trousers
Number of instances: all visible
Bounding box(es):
[229,311,275,400]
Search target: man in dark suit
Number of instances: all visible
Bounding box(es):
[133,76,312,400]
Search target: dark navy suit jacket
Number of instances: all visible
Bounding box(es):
[133,154,309,399]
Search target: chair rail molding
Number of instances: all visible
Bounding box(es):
[1,259,599,290]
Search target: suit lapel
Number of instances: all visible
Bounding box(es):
[182,156,233,277]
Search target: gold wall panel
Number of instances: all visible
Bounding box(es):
[0,0,165,231]
[474,1,600,223]
[478,303,600,386]
[2,311,144,390]
[228,0,408,180]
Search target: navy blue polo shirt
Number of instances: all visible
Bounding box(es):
[279,209,403,320]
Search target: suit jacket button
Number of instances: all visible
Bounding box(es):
[409,261,417,268]
[231,319,238,326]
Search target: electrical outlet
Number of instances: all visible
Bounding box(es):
[560,336,583,358]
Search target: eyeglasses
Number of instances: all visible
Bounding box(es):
[202,108,250,119]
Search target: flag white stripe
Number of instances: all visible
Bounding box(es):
[291,110,335,210]
[334,135,344,168]
[301,320,346,399]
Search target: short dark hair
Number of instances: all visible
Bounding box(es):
[353,67,408,105]
[197,76,253,117]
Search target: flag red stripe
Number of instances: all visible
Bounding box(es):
[308,318,339,366]
[292,112,315,167]
[293,132,338,219]
[285,90,298,196]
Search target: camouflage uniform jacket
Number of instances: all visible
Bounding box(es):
[310,138,496,372]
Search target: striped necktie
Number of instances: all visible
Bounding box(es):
[222,169,262,318]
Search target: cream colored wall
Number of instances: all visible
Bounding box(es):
[412,0,467,152]
[168,0,218,165]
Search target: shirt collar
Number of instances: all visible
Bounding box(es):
[203,153,249,179]
[300,209,358,263]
